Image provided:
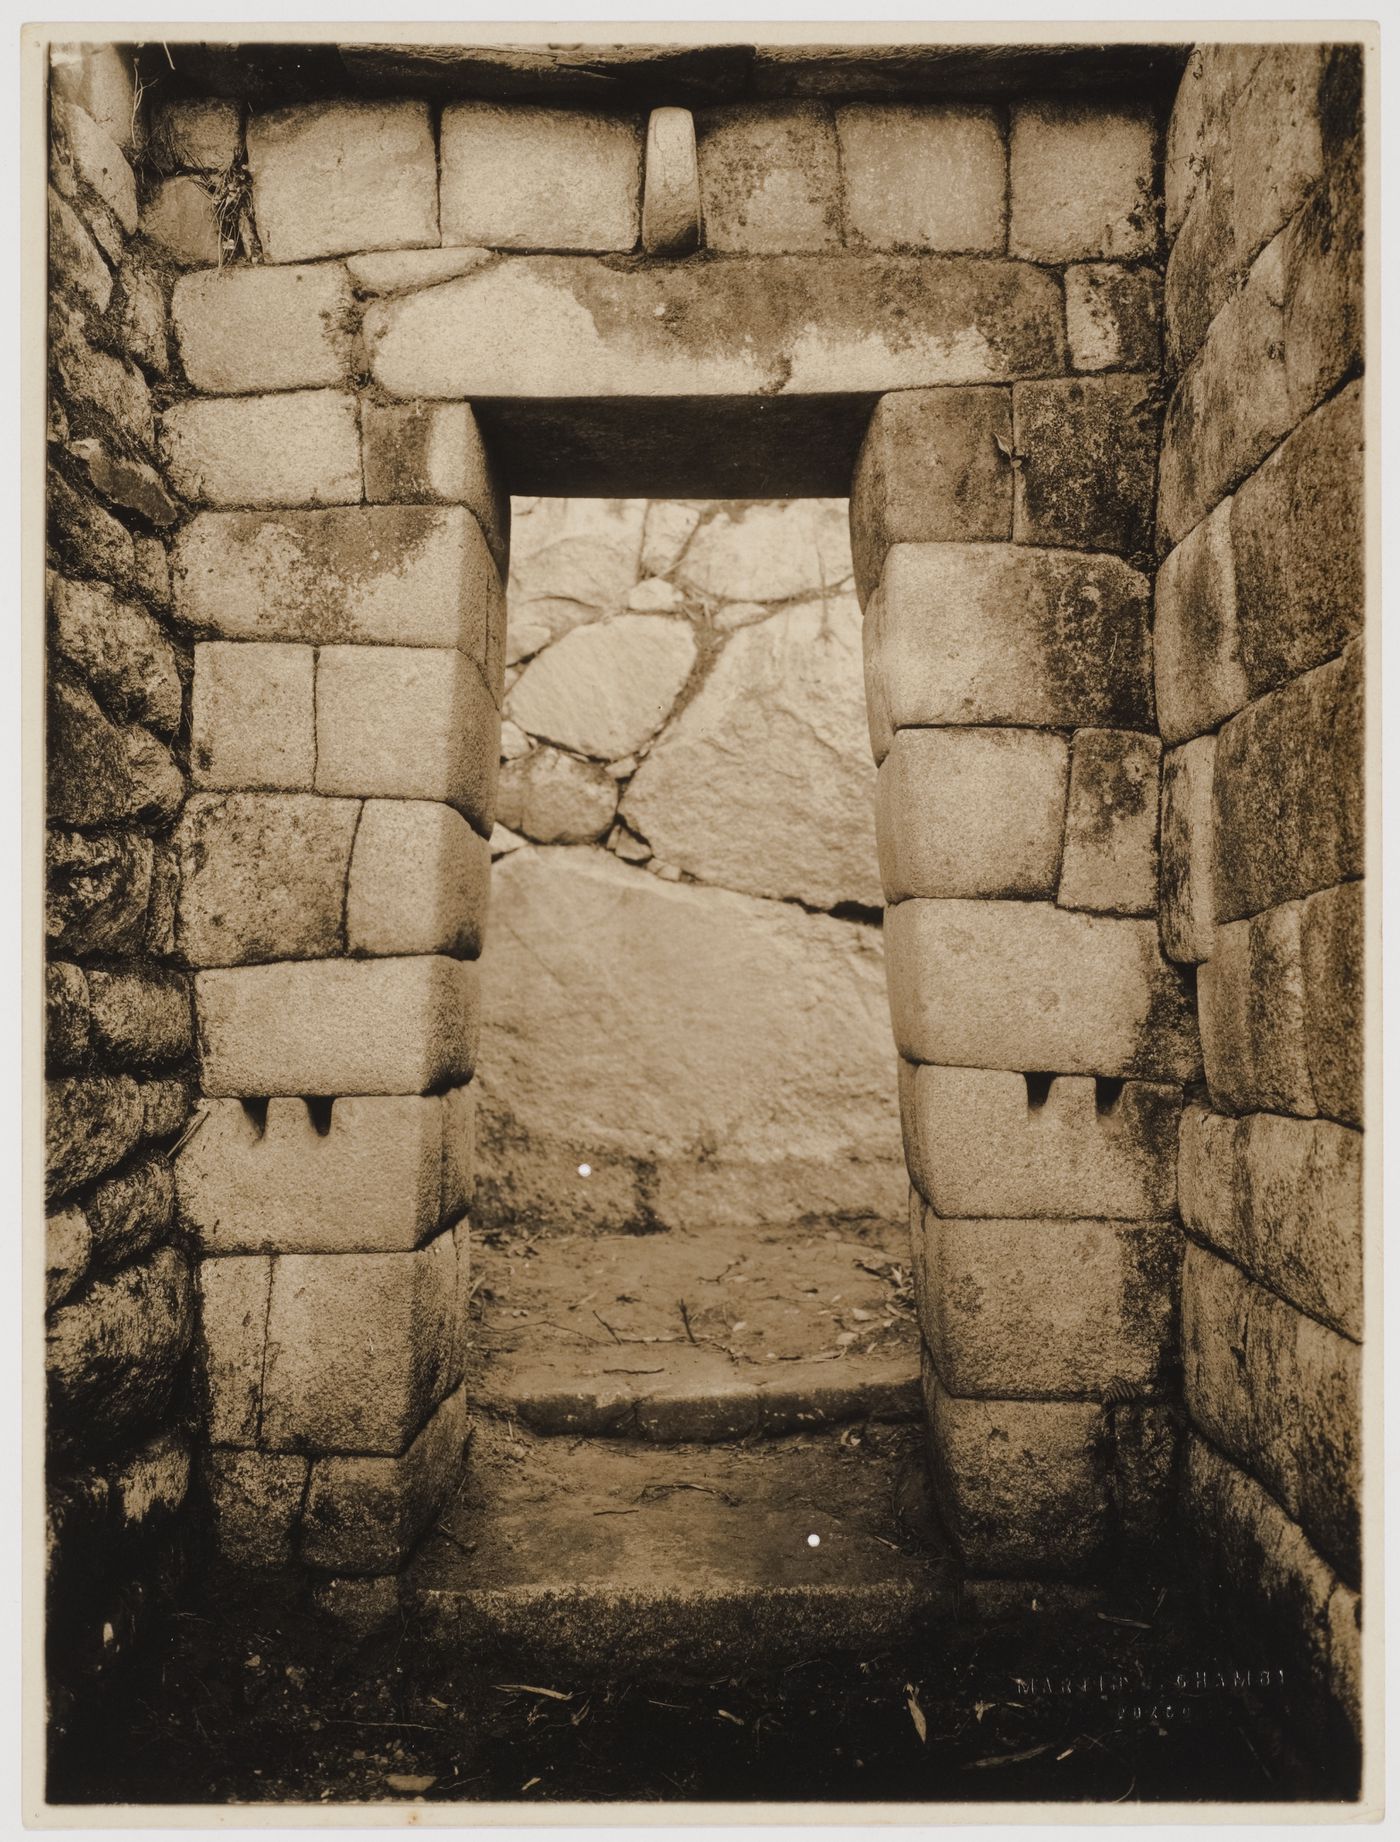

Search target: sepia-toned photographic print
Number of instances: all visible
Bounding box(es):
[24,18,1378,1821]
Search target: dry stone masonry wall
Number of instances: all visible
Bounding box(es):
[1157,43,1364,1753]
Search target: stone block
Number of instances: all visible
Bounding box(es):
[924,1363,1110,1574]
[1064,264,1162,372]
[45,829,153,960]
[1058,729,1160,917]
[191,641,315,791]
[347,800,491,958]
[82,1156,174,1268]
[85,969,191,1069]
[142,1078,192,1144]
[885,898,1201,1081]
[172,264,354,394]
[49,44,139,153]
[66,435,177,529]
[160,390,362,509]
[197,1254,271,1445]
[247,101,438,263]
[1301,880,1364,1129]
[45,1073,144,1200]
[113,258,169,377]
[46,1247,193,1461]
[361,404,510,577]
[1009,101,1157,261]
[259,1229,463,1454]
[1230,382,1364,699]
[875,728,1067,902]
[204,1449,308,1570]
[175,792,358,967]
[301,1386,467,1574]
[1164,47,1263,237]
[1280,133,1362,424]
[174,507,502,668]
[345,249,492,294]
[196,956,479,1098]
[642,107,700,255]
[139,176,223,267]
[49,187,112,313]
[1212,644,1364,921]
[496,750,618,849]
[441,1084,477,1221]
[48,473,137,590]
[906,1065,1179,1219]
[506,615,695,763]
[1012,375,1160,559]
[1181,1105,1363,1341]
[47,573,182,735]
[366,252,1068,404]
[178,1091,468,1256]
[914,1200,1179,1396]
[836,104,1006,252]
[695,103,840,253]
[48,680,180,829]
[316,647,501,832]
[50,302,155,449]
[849,387,1013,604]
[49,96,137,231]
[440,103,642,251]
[1153,499,1247,745]
[1199,905,1317,1117]
[866,544,1152,753]
[1159,735,1217,964]
[1181,1243,1359,1583]
[46,1207,90,1309]
[151,97,242,171]
[46,963,89,1071]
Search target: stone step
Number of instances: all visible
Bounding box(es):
[466,1221,921,1441]
[405,1416,957,1674]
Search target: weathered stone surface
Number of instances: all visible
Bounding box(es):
[315,647,500,831]
[49,187,112,313]
[361,404,510,576]
[347,800,491,958]
[46,963,89,1071]
[204,1449,308,1570]
[622,596,879,909]
[1301,879,1364,1129]
[1280,129,1363,423]
[48,473,137,589]
[47,573,182,735]
[642,106,700,255]
[110,1427,192,1536]
[174,507,501,667]
[132,534,171,607]
[113,258,170,377]
[924,1364,1109,1574]
[1058,729,1160,918]
[507,615,695,761]
[196,956,479,1098]
[142,1078,193,1144]
[85,969,191,1069]
[46,1248,193,1460]
[876,728,1067,903]
[151,96,242,171]
[175,792,358,967]
[1181,1242,1359,1583]
[474,847,904,1235]
[50,95,138,231]
[247,101,439,262]
[1212,644,1364,921]
[1159,735,1217,964]
[50,302,155,448]
[1013,375,1159,559]
[49,44,138,153]
[505,507,644,663]
[676,499,851,604]
[1153,499,1247,745]
[866,545,1153,753]
[1229,382,1363,700]
[160,391,362,509]
[914,1201,1178,1397]
[366,254,1068,401]
[47,677,138,828]
[172,264,354,394]
[496,748,618,847]
[46,1207,90,1309]
[178,1092,466,1256]
[836,104,1006,252]
[198,1254,271,1444]
[65,436,178,528]
[139,176,222,266]
[1009,101,1157,261]
[1180,1106,1362,1341]
[1064,263,1161,372]
[83,1156,174,1268]
[46,1074,145,1199]
[440,103,642,251]
[46,829,153,959]
[302,1387,467,1575]
[260,1229,463,1454]
[886,899,1200,1081]
[1199,905,1316,1118]
[904,1065,1179,1220]
[849,388,1012,604]
[191,641,316,791]
[695,103,840,253]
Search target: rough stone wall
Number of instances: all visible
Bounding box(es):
[477,495,905,1237]
[44,44,200,1745]
[1157,44,1364,1749]
[850,103,1192,1585]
